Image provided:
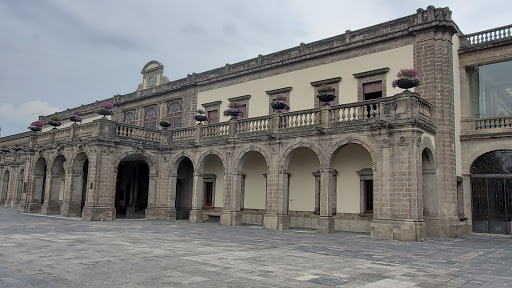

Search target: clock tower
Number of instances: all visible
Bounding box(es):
[138,60,168,90]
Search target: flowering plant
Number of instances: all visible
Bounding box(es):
[100,102,114,109]
[70,111,83,123]
[392,68,420,88]
[50,114,63,122]
[223,102,242,117]
[30,121,44,127]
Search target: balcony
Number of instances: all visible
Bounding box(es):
[461,116,512,139]
[4,92,433,149]
[460,24,512,52]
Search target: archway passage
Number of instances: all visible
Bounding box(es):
[201,154,224,222]
[43,155,66,215]
[66,153,89,217]
[176,158,193,220]
[240,151,267,225]
[115,157,149,219]
[471,150,512,235]
[33,158,47,210]
[1,170,9,205]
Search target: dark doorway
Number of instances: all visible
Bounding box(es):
[471,150,512,235]
[81,159,89,213]
[176,158,193,220]
[115,158,149,219]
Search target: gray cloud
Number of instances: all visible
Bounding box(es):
[0,0,511,137]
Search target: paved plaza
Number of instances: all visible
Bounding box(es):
[0,208,511,288]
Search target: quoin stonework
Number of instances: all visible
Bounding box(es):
[1,6,511,241]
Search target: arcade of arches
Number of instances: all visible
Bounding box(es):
[5,142,510,240]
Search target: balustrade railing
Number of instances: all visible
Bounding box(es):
[464,24,512,46]
[116,124,161,141]
[200,123,229,138]
[474,116,512,130]
[281,109,319,129]
[329,101,380,124]
[235,116,272,133]
[24,93,434,147]
[171,127,196,141]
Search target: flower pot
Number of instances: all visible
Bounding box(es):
[194,115,208,122]
[396,79,419,90]
[159,121,171,128]
[70,115,81,123]
[271,102,287,111]
[317,92,336,106]
[48,120,61,127]
[1,149,10,153]
[29,126,42,132]
[98,108,112,117]
[225,111,241,119]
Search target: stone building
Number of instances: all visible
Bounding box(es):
[1,6,511,241]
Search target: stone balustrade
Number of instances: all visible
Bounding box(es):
[463,24,512,47]
[0,92,434,149]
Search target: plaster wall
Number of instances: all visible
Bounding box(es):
[333,144,373,214]
[197,45,414,122]
[288,148,319,212]
[242,152,266,210]
[203,156,224,208]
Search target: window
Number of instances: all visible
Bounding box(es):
[207,110,218,124]
[363,81,383,100]
[468,61,512,118]
[266,87,292,114]
[143,106,157,129]
[124,111,136,125]
[167,100,183,128]
[364,180,373,214]
[353,67,389,102]
[203,174,216,208]
[228,95,250,120]
[357,168,373,215]
[204,182,213,207]
[202,101,222,124]
[311,77,341,108]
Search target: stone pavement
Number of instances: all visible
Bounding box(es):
[0,208,511,288]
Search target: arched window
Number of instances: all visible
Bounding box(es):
[167,100,182,128]
[124,111,136,125]
[144,106,158,129]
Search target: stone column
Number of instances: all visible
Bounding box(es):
[189,172,204,223]
[264,167,290,231]
[81,146,116,221]
[413,17,461,237]
[317,167,336,234]
[61,169,83,217]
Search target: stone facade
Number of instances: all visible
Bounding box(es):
[1,6,511,241]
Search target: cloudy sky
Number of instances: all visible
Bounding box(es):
[0,0,510,137]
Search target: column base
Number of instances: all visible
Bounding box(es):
[317,216,335,234]
[220,211,242,226]
[189,209,204,223]
[371,218,427,241]
[145,207,176,220]
[18,200,42,213]
[264,213,289,230]
[61,201,82,217]
[81,205,116,221]
[41,201,61,215]
[424,217,464,238]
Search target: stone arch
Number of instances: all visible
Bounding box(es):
[422,147,437,221]
[114,152,158,219]
[42,154,66,215]
[235,146,271,173]
[327,136,376,168]
[280,141,323,171]
[65,151,90,217]
[114,151,159,175]
[420,136,436,167]
[197,149,226,173]
[464,143,512,174]
[32,157,47,207]
[170,151,196,176]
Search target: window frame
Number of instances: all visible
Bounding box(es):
[228,95,251,120]
[357,168,374,216]
[310,77,342,108]
[353,67,389,102]
[201,101,222,124]
[123,111,136,125]
[166,99,183,129]
[203,174,217,208]
[266,87,292,114]
[143,106,158,129]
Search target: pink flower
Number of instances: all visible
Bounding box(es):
[30,121,44,127]
[100,102,114,109]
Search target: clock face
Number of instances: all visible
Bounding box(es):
[148,76,155,87]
